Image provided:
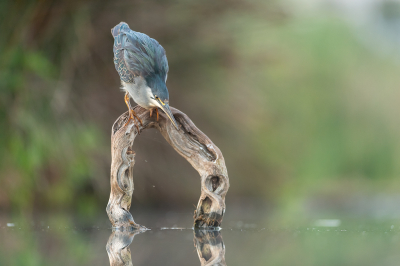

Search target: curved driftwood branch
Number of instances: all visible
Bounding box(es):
[194,230,226,266]
[106,105,229,228]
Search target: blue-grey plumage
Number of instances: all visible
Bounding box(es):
[111,22,178,130]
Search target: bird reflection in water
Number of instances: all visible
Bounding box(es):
[106,229,226,266]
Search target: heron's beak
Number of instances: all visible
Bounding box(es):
[157,101,179,130]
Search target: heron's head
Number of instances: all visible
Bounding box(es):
[146,74,179,130]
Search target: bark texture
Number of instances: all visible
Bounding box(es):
[194,230,226,266]
[107,106,229,228]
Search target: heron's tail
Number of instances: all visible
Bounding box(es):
[111,22,130,38]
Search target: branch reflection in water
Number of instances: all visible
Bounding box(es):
[106,228,141,266]
[194,230,226,266]
[106,229,226,266]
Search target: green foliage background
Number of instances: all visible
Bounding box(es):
[1,0,400,219]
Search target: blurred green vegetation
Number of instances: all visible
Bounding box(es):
[225,15,400,211]
[0,0,102,214]
[1,0,400,221]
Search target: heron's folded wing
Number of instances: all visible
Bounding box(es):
[112,22,169,81]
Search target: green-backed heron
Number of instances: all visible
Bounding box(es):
[111,22,179,130]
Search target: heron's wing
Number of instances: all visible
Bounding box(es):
[112,22,168,82]
[112,23,136,82]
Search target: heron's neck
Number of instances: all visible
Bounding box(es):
[122,79,158,109]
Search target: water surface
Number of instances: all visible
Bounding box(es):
[1,211,400,265]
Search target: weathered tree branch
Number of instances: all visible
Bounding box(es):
[106,105,229,228]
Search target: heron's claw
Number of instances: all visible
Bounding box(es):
[124,109,141,133]
[131,110,143,126]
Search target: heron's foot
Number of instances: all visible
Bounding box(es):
[123,113,138,131]
[149,108,159,121]
[124,109,142,133]
[130,109,143,126]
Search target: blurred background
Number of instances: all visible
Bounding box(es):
[3,0,400,264]
[2,0,400,225]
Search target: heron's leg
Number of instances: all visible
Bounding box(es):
[149,108,159,121]
[124,92,134,126]
[123,92,142,131]
[156,108,159,121]
[130,110,143,126]
[124,92,131,110]
[125,93,143,125]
